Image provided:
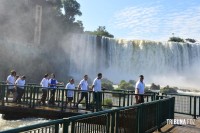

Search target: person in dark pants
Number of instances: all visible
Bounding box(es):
[14,75,26,103]
[92,73,103,111]
[135,75,145,104]
[48,73,63,105]
[76,75,89,109]
[6,70,16,101]
[65,78,75,108]
[38,74,49,105]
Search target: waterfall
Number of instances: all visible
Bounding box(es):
[66,34,200,89]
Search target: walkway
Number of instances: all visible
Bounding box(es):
[154,114,200,133]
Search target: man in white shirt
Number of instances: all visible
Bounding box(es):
[38,74,49,105]
[76,75,89,109]
[14,75,26,103]
[6,70,16,99]
[65,78,75,108]
[135,75,145,104]
[92,73,102,110]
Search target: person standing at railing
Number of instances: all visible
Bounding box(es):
[14,75,26,103]
[135,75,145,104]
[38,74,49,105]
[92,73,103,111]
[6,70,16,101]
[65,78,75,108]
[48,73,63,105]
[76,75,89,109]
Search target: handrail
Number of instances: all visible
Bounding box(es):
[0,97,175,133]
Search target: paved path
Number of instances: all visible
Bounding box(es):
[154,114,200,133]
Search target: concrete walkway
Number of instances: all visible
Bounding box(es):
[154,114,200,133]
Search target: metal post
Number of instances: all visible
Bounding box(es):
[61,89,64,112]
[189,96,192,115]
[193,96,196,119]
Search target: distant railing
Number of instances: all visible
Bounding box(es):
[0,97,175,133]
[162,93,200,119]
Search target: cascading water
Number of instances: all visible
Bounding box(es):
[66,34,200,89]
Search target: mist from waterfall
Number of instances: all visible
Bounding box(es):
[63,34,200,90]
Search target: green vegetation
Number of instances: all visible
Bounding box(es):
[185,38,196,43]
[150,83,160,90]
[128,80,136,85]
[145,86,151,93]
[160,85,178,94]
[118,80,135,90]
[101,78,114,90]
[168,37,184,43]
[103,98,113,108]
[85,26,114,38]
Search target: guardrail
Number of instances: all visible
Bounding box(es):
[0,84,156,112]
[162,93,200,119]
[0,97,175,133]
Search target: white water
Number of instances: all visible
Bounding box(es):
[63,34,200,90]
[0,114,48,132]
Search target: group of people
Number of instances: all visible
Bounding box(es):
[6,69,145,109]
[38,73,103,109]
[6,70,26,103]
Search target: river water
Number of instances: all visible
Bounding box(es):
[0,114,48,132]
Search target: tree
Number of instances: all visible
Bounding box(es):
[168,37,184,43]
[101,78,114,90]
[86,26,114,38]
[150,83,160,90]
[118,80,134,90]
[185,38,196,43]
[128,80,136,85]
[160,85,178,94]
[72,20,84,33]
[63,0,82,23]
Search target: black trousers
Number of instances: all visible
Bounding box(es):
[49,89,56,104]
[15,87,24,103]
[40,89,47,104]
[93,92,102,110]
[77,92,88,108]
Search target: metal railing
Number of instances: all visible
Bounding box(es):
[162,93,200,119]
[0,97,175,133]
[0,84,156,111]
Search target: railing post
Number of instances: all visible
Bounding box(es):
[171,97,175,119]
[189,96,192,115]
[137,104,144,133]
[32,86,36,108]
[63,119,70,133]
[29,86,33,108]
[123,91,125,107]
[1,84,5,106]
[61,89,64,112]
[199,97,200,117]
[55,123,59,133]
[115,110,119,133]
[106,112,111,133]
[127,91,130,106]
[193,96,196,119]
[157,99,161,132]
[110,111,115,133]
[6,85,8,102]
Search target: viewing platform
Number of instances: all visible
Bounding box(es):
[0,84,155,119]
[0,83,200,133]
[154,114,200,133]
